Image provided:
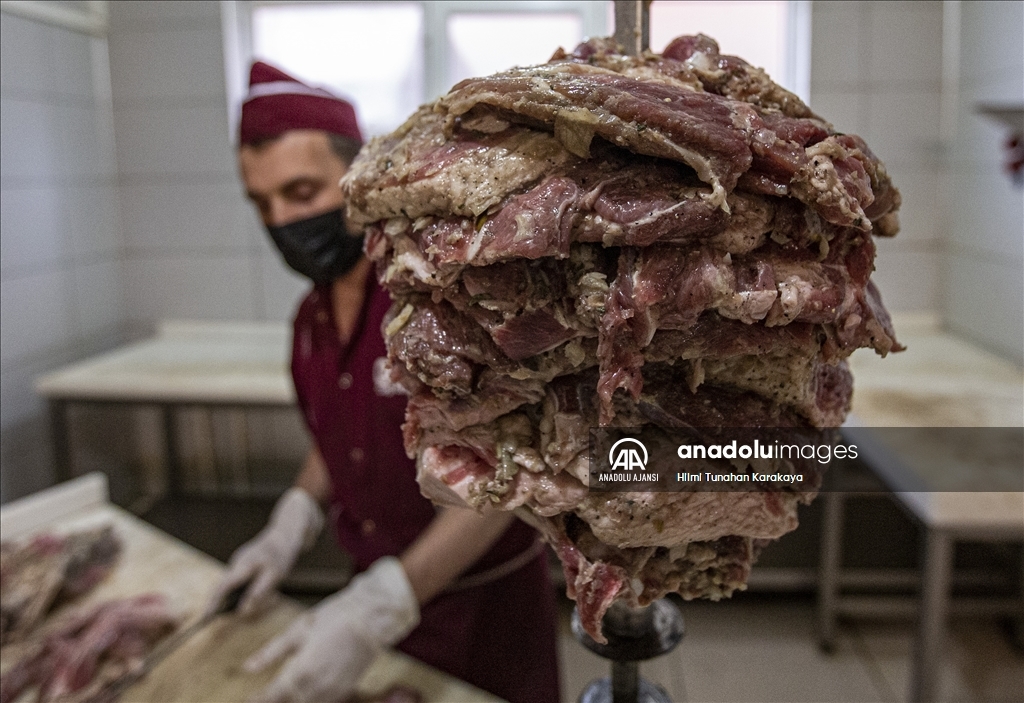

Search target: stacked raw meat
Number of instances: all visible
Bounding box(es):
[344,35,901,641]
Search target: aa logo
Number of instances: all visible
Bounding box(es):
[608,437,648,471]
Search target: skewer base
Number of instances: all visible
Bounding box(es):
[578,675,672,703]
[572,599,684,703]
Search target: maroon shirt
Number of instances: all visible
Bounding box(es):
[291,275,560,703]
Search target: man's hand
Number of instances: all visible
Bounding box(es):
[244,557,420,703]
[207,487,324,618]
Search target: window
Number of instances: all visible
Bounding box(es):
[651,2,787,80]
[600,1,808,96]
[221,1,809,139]
[445,12,583,88]
[251,3,424,138]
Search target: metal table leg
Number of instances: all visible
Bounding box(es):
[1017,556,1024,651]
[911,528,953,702]
[162,404,182,496]
[817,489,844,652]
[49,399,74,482]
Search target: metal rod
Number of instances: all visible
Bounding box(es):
[613,0,651,56]
[911,529,953,703]
[162,404,182,496]
[573,599,683,703]
[49,399,74,482]
[817,489,845,651]
[604,601,651,635]
[611,661,639,703]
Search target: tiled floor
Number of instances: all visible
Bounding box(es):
[557,595,1024,703]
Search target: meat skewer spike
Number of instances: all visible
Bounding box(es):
[613,0,651,56]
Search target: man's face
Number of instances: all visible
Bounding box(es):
[239,130,348,228]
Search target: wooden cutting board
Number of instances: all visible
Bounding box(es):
[0,475,503,703]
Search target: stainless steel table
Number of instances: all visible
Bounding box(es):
[815,315,1024,703]
[35,320,296,495]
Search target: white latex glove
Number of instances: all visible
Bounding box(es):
[207,487,324,618]
[243,556,420,703]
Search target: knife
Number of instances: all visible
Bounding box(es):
[94,581,249,702]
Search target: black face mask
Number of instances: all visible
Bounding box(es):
[266,208,363,284]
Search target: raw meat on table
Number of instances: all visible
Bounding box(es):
[1,527,122,646]
[0,594,178,703]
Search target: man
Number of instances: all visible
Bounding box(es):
[208,63,561,703]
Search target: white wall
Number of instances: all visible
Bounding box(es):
[108,0,307,328]
[0,11,127,502]
[810,0,945,314]
[941,1,1023,364]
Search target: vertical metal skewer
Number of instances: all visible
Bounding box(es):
[614,0,652,56]
[573,600,684,703]
[575,4,672,702]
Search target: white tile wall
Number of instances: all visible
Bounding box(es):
[866,2,943,88]
[0,14,55,94]
[48,1,313,504]
[109,29,226,103]
[106,0,280,337]
[806,90,865,135]
[49,30,95,100]
[809,1,866,93]
[113,105,237,176]
[811,1,945,313]
[119,180,256,253]
[0,268,76,365]
[0,184,122,276]
[107,0,221,31]
[257,250,310,322]
[947,170,1024,262]
[870,246,941,313]
[940,1,1024,363]
[959,0,1024,81]
[0,186,64,273]
[64,184,123,258]
[57,102,118,178]
[0,13,128,503]
[881,164,940,245]
[0,97,59,180]
[864,89,942,168]
[124,254,258,322]
[943,254,1024,363]
[71,259,127,337]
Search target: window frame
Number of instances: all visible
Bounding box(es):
[220,0,810,139]
[221,0,608,138]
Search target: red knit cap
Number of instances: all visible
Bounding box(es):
[239,62,363,145]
